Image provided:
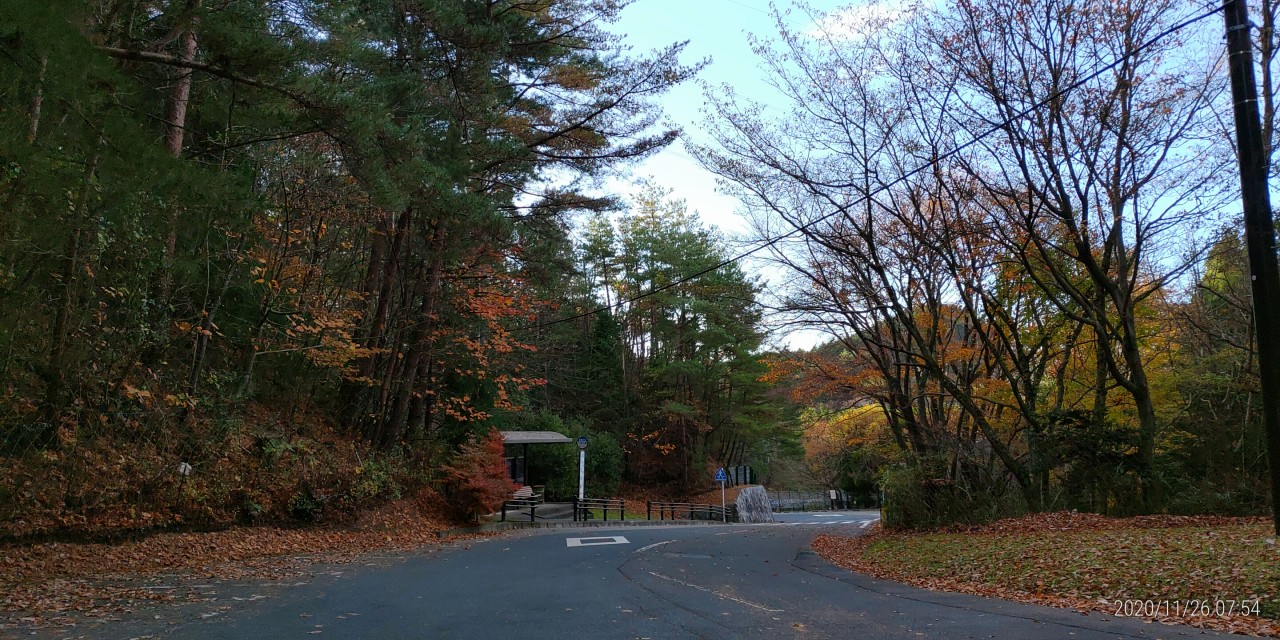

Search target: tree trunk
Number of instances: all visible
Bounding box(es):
[382,220,446,447]
[28,56,46,143]
[158,1,200,303]
[341,207,409,430]
[43,146,101,429]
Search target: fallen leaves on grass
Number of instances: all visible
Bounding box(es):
[813,512,1279,638]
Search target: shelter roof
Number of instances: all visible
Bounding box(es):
[499,431,574,445]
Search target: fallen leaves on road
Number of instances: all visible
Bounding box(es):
[0,491,489,629]
[813,512,1280,638]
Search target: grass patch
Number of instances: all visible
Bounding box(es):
[814,512,1280,637]
[580,507,646,521]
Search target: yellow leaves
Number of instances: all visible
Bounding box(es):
[804,404,887,461]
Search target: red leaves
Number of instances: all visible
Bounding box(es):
[439,430,517,521]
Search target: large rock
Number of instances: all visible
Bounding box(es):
[734,485,775,523]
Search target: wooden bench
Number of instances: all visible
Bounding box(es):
[500,486,545,522]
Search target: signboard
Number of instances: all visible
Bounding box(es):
[716,468,727,523]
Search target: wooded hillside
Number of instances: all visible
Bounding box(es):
[0,0,800,537]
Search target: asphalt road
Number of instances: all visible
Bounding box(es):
[46,510,1239,640]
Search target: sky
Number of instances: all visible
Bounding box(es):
[603,0,855,348]
[606,0,846,233]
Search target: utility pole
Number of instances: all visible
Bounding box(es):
[1224,0,1280,536]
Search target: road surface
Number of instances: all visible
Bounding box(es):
[27,510,1238,639]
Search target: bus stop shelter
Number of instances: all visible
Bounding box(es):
[499,430,573,486]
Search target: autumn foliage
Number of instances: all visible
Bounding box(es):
[440,431,517,522]
[813,512,1279,633]
[0,0,697,539]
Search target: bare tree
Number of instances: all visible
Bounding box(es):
[924,0,1229,504]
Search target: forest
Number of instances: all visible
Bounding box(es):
[0,0,801,536]
[0,0,1277,537]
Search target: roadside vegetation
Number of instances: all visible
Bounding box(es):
[814,513,1280,636]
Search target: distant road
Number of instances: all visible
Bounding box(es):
[79,510,1231,639]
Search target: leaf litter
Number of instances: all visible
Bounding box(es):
[0,496,495,631]
[813,511,1279,637]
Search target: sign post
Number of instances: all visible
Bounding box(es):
[576,436,588,502]
[715,467,727,522]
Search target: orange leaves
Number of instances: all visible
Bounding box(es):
[0,492,466,630]
[630,430,677,456]
[802,404,891,475]
[120,382,153,405]
[762,349,884,406]
[440,430,517,519]
[548,64,601,91]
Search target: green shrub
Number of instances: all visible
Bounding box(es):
[351,455,404,502]
[881,459,1026,530]
[518,412,623,500]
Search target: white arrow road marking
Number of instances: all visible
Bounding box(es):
[566,535,630,547]
[634,540,677,553]
[647,572,784,612]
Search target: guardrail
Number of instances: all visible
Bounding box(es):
[647,501,738,523]
[769,489,869,511]
[500,499,542,522]
[573,497,625,521]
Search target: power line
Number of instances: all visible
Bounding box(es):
[522,4,1226,332]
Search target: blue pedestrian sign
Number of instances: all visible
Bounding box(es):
[715,468,728,523]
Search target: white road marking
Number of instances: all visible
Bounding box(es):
[634,540,677,553]
[566,535,630,547]
[811,514,841,518]
[647,572,784,612]
[860,519,876,529]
